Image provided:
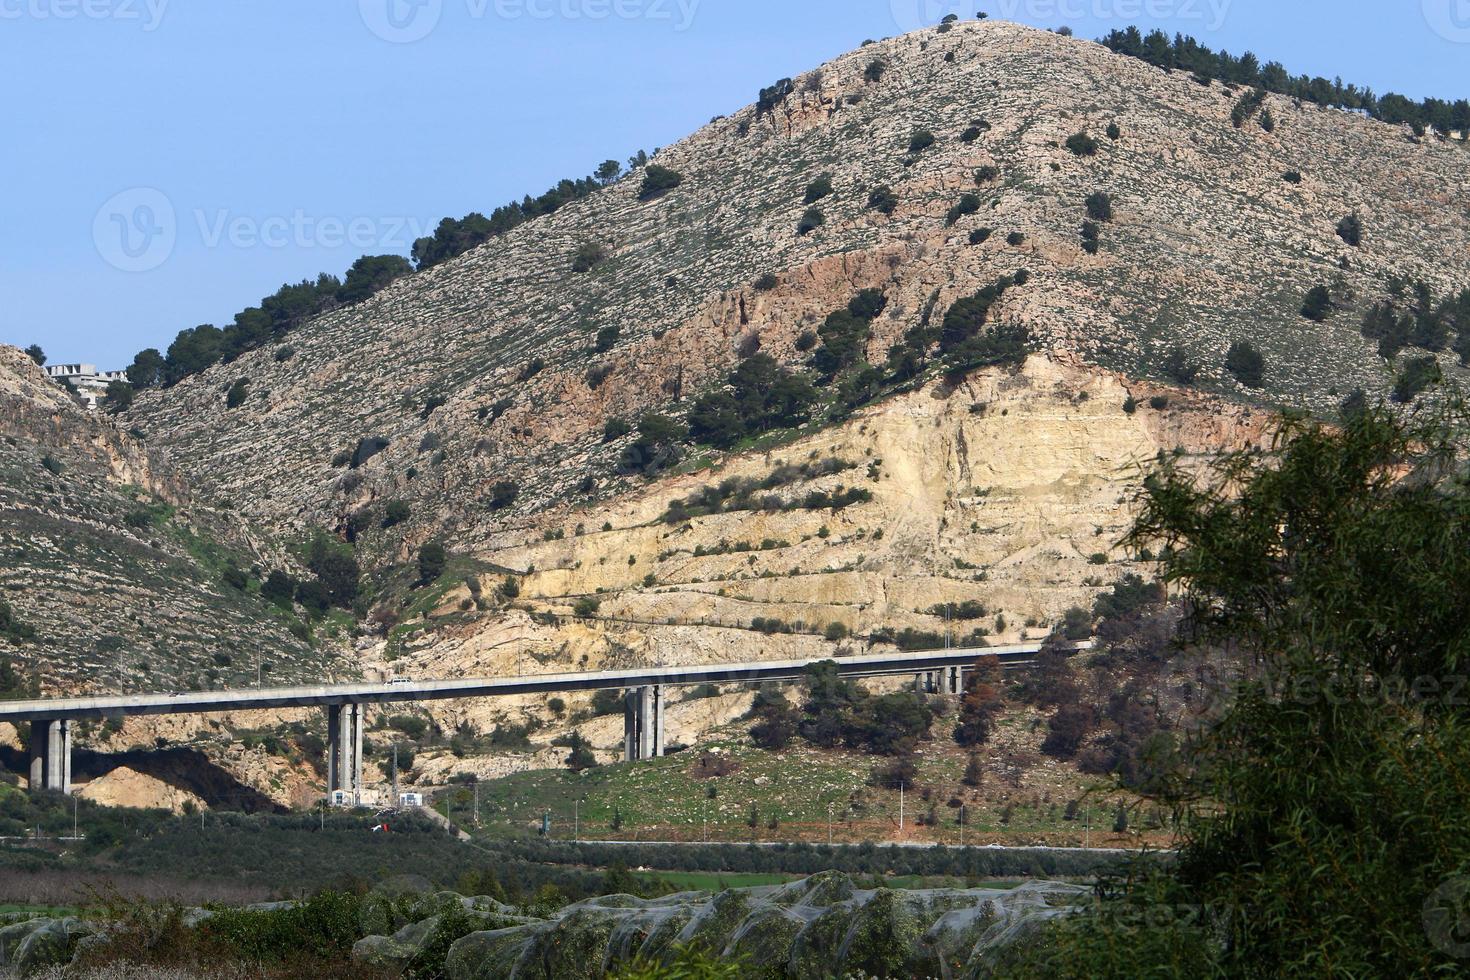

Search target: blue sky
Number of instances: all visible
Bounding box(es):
[3,0,1466,369]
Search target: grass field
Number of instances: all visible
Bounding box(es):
[437,726,1162,849]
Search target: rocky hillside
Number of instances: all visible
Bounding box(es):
[0,346,347,695]
[126,19,1470,564]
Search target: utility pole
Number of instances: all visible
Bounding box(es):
[391,744,399,807]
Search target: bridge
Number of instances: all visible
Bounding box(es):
[0,642,1066,801]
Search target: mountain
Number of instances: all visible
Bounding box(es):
[101,19,1470,736]
[0,346,345,696]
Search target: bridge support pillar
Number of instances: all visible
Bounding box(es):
[27,720,72,794]
[326,704,364,805]
[622,686,664,762]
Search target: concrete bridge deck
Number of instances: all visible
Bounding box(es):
[0,642,1075,798]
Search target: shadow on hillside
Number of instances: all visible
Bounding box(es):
[0,745,286,813]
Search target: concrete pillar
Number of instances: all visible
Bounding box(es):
[45,720,64,791]
[326,704,342,795]
[352,705,364,803]
[623,691,637,762]
[336,705,353,799]
[914,673,925,693]
[637,686,654,761]
[61,721,73,794]
[653,685,665,758]
[28,721,46,792]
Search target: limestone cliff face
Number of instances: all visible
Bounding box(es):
[369,356,1267,748]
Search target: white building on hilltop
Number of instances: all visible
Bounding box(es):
[45,363,128,410]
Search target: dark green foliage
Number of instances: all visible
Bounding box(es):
[1224,340,1265,386]
[617,414,688,476]
[126,348,165,388]
[1005,231,1024,246]
[1230,87,1267,127]
[306,535,359,609]
[24,344,45,366]
[1391,355,1442,403]
[756,77,794,115]
[1079,220,1100,254]
[954,658,1004,747]
[1094,404,1470,977]
[564,732,597,771]
[1106,121,1121,140]
[663,457,859,523]
[1300,284,1333,321]
[796,208,825,235]
[968,228,992,245]
[1336,214,1362,247]
[593,325,621,353]
[1064,131,1098,156]
[944,193,981,226]
[225,378,249,409]
[383,500,411,527]
[753,272,779,291]
[1282,170,1302,183]
[488,481,518,510]
[907,129,936,154]
[412,169,603,271]
[261,571,297,606]
[416,542,447,585]
[973,164,999,183]
[573,597,600,617]
[808,291,886,381]
[1101,26,1468,135]
[803,174,834,204]
[748,689,799,750]
[602,417,632,443]
[864,59,887,83]
[1161,344,1200,385]
[104,379,134,411]
[866,186,898,215]
[336,254,412,304]
[638,165,683,200]
[517,358,544,382]
[1085,191,1113,221]
[571,241,609,273]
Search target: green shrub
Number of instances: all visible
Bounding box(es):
[1391,355,1442,403]
[1085,191,1113,221]
[796,208,825,235]
[969,228,993,245]
[866,186,898,215]
[383,500,411,527]
[1065,131,1098,156]
[638,165,683,200]
[593,325,621,353]
[417,542,447,584]
[1106,121,1121,140]
[907,129,936,154]
[1005,231,1025,246]
[488,481,518,510]
[1336,214,1362,247]
[573,597,601,617]
[803,174,833,204]
[753,273,779,291]
[225,378,249,409]
[1300,284,1333,321]
[974,164,999,183]
[1224,340,1265,387]
[945,193,981,226]
[864,59,887,83]
[571,241,609,273]
[603,417,632,442]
